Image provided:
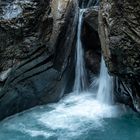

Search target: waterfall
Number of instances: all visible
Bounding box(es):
[0,0,133,139]
[96,57,113,104]
[73,0,105,94]
[73,9,88,92]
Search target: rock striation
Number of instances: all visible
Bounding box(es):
[98,0,140,111]
[0,0,78,120]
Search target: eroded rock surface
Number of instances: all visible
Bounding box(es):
[83,7,101,75]
[98,0,140,111]
[0,0,78,120]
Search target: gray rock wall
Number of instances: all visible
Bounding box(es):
[0,0,78,120]
[98,0,140,111]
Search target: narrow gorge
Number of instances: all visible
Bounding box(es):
[0,0,140,140]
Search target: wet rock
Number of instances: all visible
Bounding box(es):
[79,0,99,8]
[0,0,78,120]
[85,50,101,74]
[0,0,44,71]
[98,0,140,111]
[0,68,11,82]
[84,6,99,31]
[83,7,101,74]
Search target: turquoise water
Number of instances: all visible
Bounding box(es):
[0,93,139,140]
[1,115,140,140]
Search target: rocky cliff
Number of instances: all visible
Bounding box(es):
[98,0,140,111]
[0,0,140,121]
[0,0,78,120]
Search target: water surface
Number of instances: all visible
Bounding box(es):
[0,93,139,140]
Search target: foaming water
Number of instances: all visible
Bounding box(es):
[96,57,113,104]
[73,9,88,92]
[0,1,136,140]
[39,93,119,130]
[0,92,123,140]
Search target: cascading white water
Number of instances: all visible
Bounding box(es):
[73,0,100,93]
[0,1,127,139]
[0,0,126,138]
[73,9,88,92]
[0,59,120,139]
[0,53,122,139]
[96,57,113,104]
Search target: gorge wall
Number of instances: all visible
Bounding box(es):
[0,0,140,120]
[98,0,140,111]
[0,0,78,120]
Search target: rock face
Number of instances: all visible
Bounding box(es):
[0,0,78,120]
[0,0,139,121]
[98,0,140,111]
[84,7,99,32]
[83,7,101,75]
